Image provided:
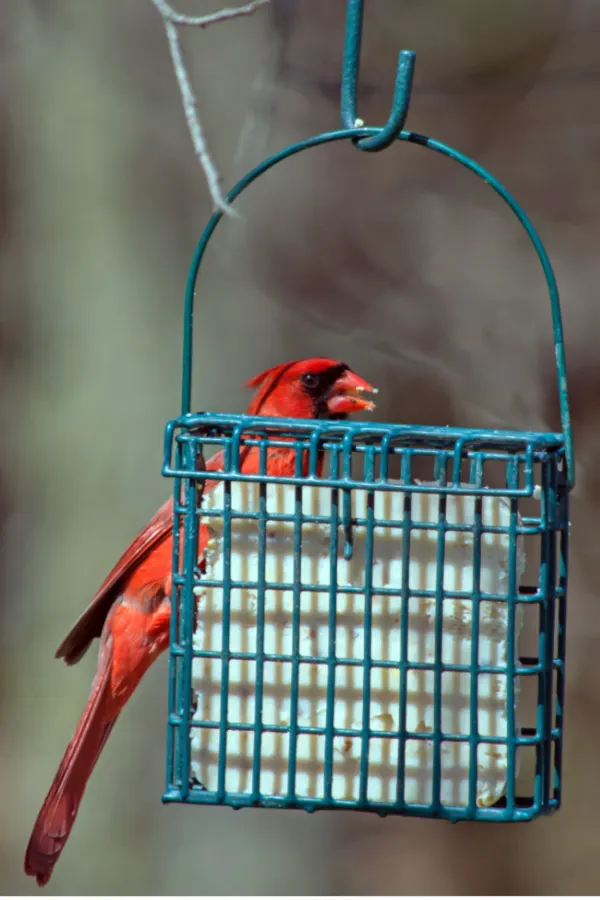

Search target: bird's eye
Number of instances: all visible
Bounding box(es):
[301,372,319,389]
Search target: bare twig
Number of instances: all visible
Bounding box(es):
[150,0,271,214]
[161,15,229,213]
[152,0,270,28]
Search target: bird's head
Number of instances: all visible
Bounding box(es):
[245,357,377,420]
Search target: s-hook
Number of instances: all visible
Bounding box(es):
[340,0,416,151]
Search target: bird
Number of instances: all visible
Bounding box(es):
[24,357,376,887]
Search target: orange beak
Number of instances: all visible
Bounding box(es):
[326,369,378,416]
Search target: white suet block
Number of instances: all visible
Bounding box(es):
[191,481,525,808]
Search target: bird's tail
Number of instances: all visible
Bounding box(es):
[24,663,116,887]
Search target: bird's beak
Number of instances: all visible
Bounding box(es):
[327,369,378,416]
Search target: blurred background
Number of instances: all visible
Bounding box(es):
[2,0,600,893]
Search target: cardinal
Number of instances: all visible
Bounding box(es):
[25,357,376,887]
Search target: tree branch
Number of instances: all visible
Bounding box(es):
[150,0,271,214]
[152,0,270,28]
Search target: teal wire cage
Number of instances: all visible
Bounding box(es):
[162,0,572,823]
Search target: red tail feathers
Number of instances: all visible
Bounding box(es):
[24,660,116,887]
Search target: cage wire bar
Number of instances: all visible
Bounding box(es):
[161,0,572,822]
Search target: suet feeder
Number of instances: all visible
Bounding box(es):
[162,0,572,822]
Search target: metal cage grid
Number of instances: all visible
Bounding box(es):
[161,0,573,823]
[162,417,568,821]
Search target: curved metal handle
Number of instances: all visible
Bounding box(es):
[180,128,574,490]
[340,0,416,151]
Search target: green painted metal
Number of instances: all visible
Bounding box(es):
[163,0,573,823]
[177,128,574,491]
[163,418,568,820]
[340,0,416,150]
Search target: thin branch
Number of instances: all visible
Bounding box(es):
[161,15,230,213]
[150,0,271,214]
[152,0,270,28]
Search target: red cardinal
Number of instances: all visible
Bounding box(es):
[25,358,376,887]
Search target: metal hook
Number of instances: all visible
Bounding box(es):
[340,0,416,152]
